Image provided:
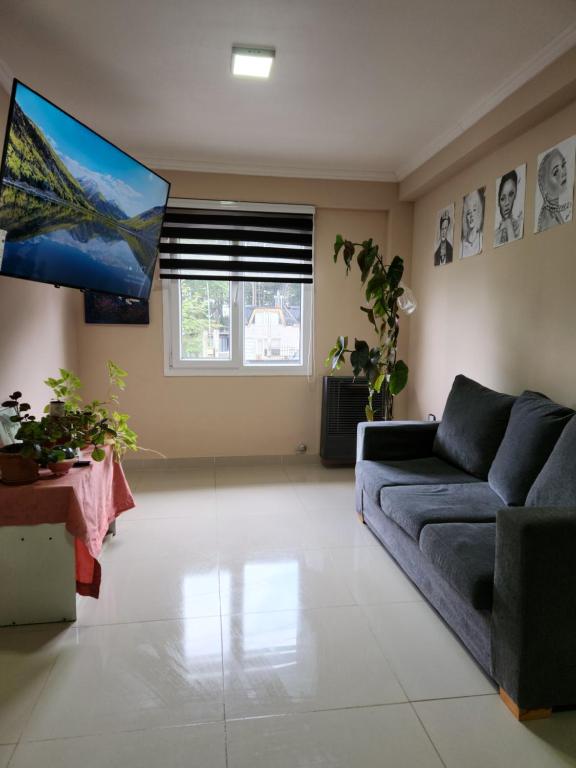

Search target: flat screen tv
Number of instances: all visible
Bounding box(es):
[0,80,170,300]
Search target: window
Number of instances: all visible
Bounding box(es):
[162,200,313,376]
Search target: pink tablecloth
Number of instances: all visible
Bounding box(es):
[0,448,134,597]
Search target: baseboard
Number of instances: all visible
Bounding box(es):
[123,453,321,470]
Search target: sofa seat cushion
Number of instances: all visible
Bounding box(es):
[379,483,503,542]
[419,523,496,610]
[433,375,516,479]
[526,415,576,507]
[356,457,480,507]
[488,391,574,506]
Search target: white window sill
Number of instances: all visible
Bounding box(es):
[164,364,312,377]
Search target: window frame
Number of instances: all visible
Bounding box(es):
[162,198,314,377]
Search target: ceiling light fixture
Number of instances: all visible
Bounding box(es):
[232,46,275,78]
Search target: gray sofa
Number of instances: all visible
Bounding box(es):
[355,375,576,718]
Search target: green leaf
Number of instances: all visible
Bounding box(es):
[365,404,374,421]
[91,447,106,462]
[389,360,409,395]
[331,349,346,371]
[324,347,339,367]
[325,335,348,371]
[365,273,385,302]
[387,255,404,290]
[350,339,370,377]
[343,241,355,272]
[333,234,344,262]
[366,363,380,386]
[360,306,378,332]
[107,360,128,391]
[357,246,376,284]
[373,373,385,393]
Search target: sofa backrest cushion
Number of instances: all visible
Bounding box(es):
[433,375,516,479]
[488,391,574,506]
[526,415,576,507]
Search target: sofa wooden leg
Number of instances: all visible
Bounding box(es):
[499,688,552,721]
[356,509,365,523]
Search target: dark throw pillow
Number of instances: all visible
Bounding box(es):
[526,415,576,507]
[433,375,516,479]
[488,391,574,505]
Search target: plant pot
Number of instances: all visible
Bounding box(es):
[47,458,77,477]
[48,400,66,417]
[0,447,39,485]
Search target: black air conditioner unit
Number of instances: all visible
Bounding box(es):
[320,376,383,466]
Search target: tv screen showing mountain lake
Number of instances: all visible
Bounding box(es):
[0,82,169,299]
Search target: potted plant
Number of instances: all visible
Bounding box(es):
[0,361,139,485]
[325,235,416,421]
[0,392,72,483]
[0,393,40,483]
[44,361,138,462]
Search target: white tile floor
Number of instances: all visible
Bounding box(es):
[2,463,576,767]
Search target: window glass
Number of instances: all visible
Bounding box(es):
[179,280,231,361]
[243,282,302,365]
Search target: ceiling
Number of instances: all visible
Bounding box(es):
[0,0,575,181]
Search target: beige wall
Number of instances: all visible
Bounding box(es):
[0,76,405,458]
[166,170,398,211]
[400,47,576,201]
[0,86,80,417]
[78,172,397,459]
[407,98,576,420]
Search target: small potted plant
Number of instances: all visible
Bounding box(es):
[0,392,85,482]
[0,392,40,483]
[45,446,77,476]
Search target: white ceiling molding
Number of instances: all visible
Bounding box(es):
[0,56,14,93]
[138,156,398,183]
[396,22,576,181]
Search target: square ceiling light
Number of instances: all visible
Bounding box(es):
[232,46,275,78]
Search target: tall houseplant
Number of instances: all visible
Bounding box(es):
[325,235,416,421]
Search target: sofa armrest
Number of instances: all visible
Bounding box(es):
[356,420,439,461]
[491,506,576,709]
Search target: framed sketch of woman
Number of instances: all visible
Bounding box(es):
[460,187,485,259]
[534,136,575,233]
[494,165,525,247]
[433,204,454,266]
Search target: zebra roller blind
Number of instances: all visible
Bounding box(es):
[159,203,314,284]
